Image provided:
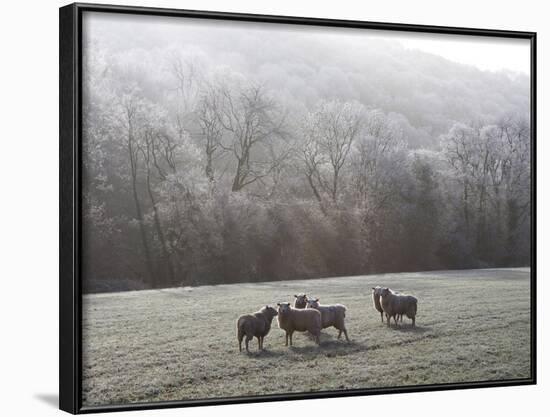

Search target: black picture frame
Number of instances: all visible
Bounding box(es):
[59,3,537,414]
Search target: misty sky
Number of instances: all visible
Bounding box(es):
[83,11,531,75]
[394,34,530,74]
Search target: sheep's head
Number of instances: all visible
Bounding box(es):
[277,302,292,315]
[262,305,278,318]
[294,294,308,307]
[305,298,320,309]
[380,287,391,298]
[372,286,383,296]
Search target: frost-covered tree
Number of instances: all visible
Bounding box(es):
[301,100,364,209]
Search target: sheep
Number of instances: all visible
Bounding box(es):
[306,298,350,342]
[293,293,308,309]
[236,305,278,352]
[276,302,321,346]
[373,286,403,323]
[371,286,384,323]
[379,287,418,328]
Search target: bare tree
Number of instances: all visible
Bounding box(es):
[441,123,476,237]
[441,115,530,260]
[301,100,364,209]
[117,88,156,285]
[349,110,406,266]
[482,116,530,255]
[196,85,225,187]
[171,55,201,115]
[212,82,287,192]
[351,110,405,216]
[139,122,177,286]
[301,124,329,213]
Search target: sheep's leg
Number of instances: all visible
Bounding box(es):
[238,330,244,352]
[412,317,416,328]
[393,315,399,327]
[337,329,342,339]
[312,331,319,345]
[289,331,293,346]
[285,332,288,347]
[387,314,391,327]
[245,334,253,352]
[380,312,384,323]
[257,337,261,351]
[342,327,350,342]
[237,332,244,352]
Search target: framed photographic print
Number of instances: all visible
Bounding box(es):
[59,2,536,414]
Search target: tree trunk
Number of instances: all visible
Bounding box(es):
[128,134,155,286]
[205,152,215,184]
[232,158,245,191]
[145,168,176,287]
[332,168,339,205]
[463,181,470,239]
[306,172,326,215]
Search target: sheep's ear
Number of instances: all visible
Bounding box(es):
[277,303,281,306]
[294,294,298,298]
[372,287,375,290]
[315,298,319,302]
[266,305,269,309]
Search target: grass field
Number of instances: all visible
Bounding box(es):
[82,268,531,406]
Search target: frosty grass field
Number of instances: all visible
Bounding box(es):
[82,268,531,406]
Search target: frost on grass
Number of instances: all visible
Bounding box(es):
[82,268,531,406]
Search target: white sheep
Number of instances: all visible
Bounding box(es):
[277,302,321,346]
[305,298,350,342]
[371,286,384,323]
[379,287,418,328]
[373,286,403,322]
[236,305,278,352]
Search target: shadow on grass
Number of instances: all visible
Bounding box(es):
[238,330,377,359]
[391,325,432,333]
[256,349,287,357]
[283,339,368,357]
[240,348,287,358]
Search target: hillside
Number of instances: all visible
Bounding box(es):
[86,13,530,148]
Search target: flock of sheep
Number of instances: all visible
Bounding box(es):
[236,286,419,353]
